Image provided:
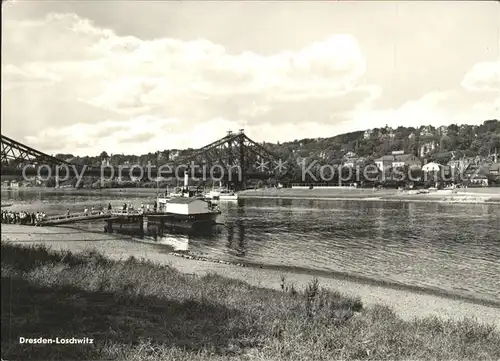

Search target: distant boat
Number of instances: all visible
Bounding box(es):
[219,190,238,201]
[205,181,238,201]
[205,189,238,201]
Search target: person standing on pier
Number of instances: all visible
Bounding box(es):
[66,208,70,218]
[108,203,112,212]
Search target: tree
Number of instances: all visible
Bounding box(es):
[433,152,453,165]
[99,151,109,159]
[46,177,56,187]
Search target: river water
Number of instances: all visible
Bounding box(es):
[2,189,500,304]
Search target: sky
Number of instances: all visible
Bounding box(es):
[1,1,499,156]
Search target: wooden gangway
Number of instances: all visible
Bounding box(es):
[39,209,143,226]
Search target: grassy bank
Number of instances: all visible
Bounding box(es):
[1,243,499,360]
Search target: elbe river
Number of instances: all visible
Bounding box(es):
[2,189,500,304]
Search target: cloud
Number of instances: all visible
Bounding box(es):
[23,116,241,155]
[76,32,370,112]
[1,64,61,87]
[1,10,498,156]
[347,61,499,132]
[461,60,500,92]
[352,89,499,131]
[2,12,372,110]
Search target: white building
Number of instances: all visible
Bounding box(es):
[419,141,437,157]
[342,151,358,168]
[164,198,210,215]
[374,152,421,171]
[169,150,181,161]
[420,126,434,138]
[363,129,373,139]
[438,126,448,136]
[318,151,328,160]
[422,162,441,172]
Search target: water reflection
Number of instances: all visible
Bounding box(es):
[225,221,246,258]
[156,235,190,252]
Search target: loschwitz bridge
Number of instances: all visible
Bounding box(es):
[1,129,287,189]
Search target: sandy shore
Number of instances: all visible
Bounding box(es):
[4,186,500,204]
[239,188,500,203]
[2,224,499,327]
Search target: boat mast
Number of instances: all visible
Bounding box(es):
[183,172,189,197]
[155,153,159,198]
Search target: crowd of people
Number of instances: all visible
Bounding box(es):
[120,202,156,214]
[1,202,159,226]
[81,204,112,216]
[1,210,47,225]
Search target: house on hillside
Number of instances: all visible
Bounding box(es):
[422,162,442,172]
[489,163,500,176]
[101,155,110,167]
[169,150,181,161]
[378,126,395,139]
[419,140,438,157]
[342,152,360,168]
[448,159,470,173]
[438,126,448,136]
[461,158,494,184]
[363,129,374,139]
[374,151,422,171]
[395,153,421,168]
[419,126,434,138]
[318,151,329,160]
[470,162,500,177]
[467,164,490,186]
[374,155,394,171]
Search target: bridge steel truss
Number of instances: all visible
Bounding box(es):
[1,135,74,170]
[178,131,281,188]
[1,132,284,187]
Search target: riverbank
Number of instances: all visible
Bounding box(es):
[239,188,500,204]
[2,224,499,326]
[4,186,500,204]
[1,186,160,196]
[2,241,499,361]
